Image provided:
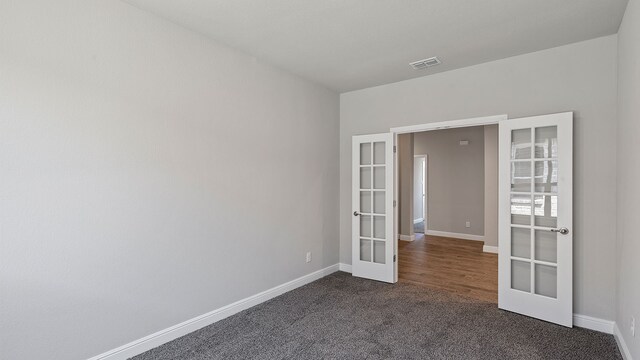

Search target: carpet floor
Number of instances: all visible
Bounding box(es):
[132,272,621,360]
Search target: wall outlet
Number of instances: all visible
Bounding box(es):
[465,221,471,228]
[631,316,635,337]
[306,252,312,263]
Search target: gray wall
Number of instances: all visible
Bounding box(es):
[484,125,499,248]
[340,35,618,320]
[413,127,485,237]
[0,1,339,359]
[397,134,414,237]
[616,0,639,357]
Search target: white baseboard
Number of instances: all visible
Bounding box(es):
[413,218,424,224]
[483,245,498,254]
[573,314,615,334]
[614,323,633,360]
[425,230,484,242]
[399,234,416,241]
[87,264,340,360]
[339,263,352,273]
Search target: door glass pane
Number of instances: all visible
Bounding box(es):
[535,264,557,298]
[511,260,531,292]
[373,240,385,264]
[360,215,371,238]
[360,191,372,214]
[511,128,532,159]
[373,215,385,239]
[373,167,385,189]
[535,126,558,158]
[373,142,385,164]
[511,194,531,225]
[360,143,371,165]
[535,230,557,263]
[511,227,530,258]
[534,160,558,193]
[511,161,531,192]
[360,167,371,189]
[534,195,557,227]
[360,239,371,262]
[373,191,385,214]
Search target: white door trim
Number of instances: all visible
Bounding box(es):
[390,114,507,134]
[390,114,507,284]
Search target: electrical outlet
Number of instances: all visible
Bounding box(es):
[465,221,471,228]
[631,316,635,337]
[306,252,312,263]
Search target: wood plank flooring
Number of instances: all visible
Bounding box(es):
[398,233,498,303]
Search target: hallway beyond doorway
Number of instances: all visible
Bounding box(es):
[398,234,498,303]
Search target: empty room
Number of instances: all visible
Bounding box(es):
[1,1,639,360]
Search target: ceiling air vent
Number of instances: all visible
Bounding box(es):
[409,57,441,70]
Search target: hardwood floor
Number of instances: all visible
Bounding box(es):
[398,233,498,303]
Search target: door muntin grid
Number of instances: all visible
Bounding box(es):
[509,126,559,298]
[359,141,386,264]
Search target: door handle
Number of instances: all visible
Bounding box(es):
[353,211,361,217]
[550,227,569,235]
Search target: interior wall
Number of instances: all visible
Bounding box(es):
[0,1,339,360]
[412,127,485,237]
[397,134,414,237]
[340,35,618,320]
[616,0,639,357]
[484,125,499,248]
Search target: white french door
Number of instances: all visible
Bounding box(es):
[498,112,573,327]
[352,133,395,283]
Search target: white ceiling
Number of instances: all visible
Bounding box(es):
[123,0,628,92]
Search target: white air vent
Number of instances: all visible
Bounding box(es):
[409,57,441,70]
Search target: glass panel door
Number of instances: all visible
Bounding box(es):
[352,133,394,283]
[499,113,573,327]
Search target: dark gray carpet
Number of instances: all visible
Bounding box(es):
[132,272,621,360]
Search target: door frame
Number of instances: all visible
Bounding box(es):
[390,114,507,282]
[413,155,427,230]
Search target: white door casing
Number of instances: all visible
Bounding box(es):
[498,112,573,327]
[352,133,395,283]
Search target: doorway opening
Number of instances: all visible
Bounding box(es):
[413,155,426,234]
[396,125,499,303]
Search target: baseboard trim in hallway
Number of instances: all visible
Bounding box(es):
[87,264,340,360]
[483,245,498,253]
[399,234,416,241]
[425,230,484,242]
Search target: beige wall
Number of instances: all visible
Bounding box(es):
[0,1,339,359]
[484,125,499,248]
[340,35,618,320]
[413,127,485,237]
[616,0,640,357]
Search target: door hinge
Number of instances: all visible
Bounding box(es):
[393,145,397,153]
[393,255,397,262]
[393,200,397,208]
